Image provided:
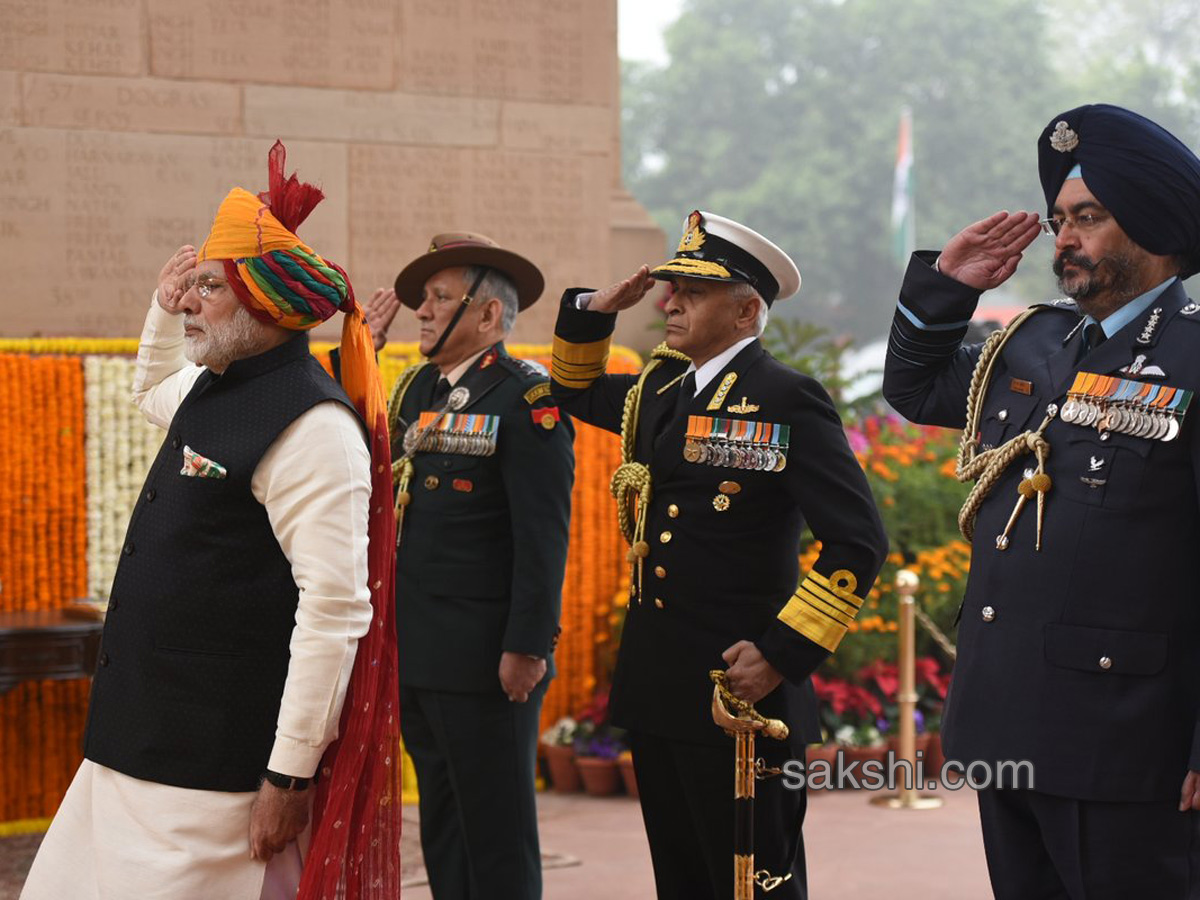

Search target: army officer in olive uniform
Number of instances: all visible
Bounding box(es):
[884,105,1200,899]
[371,233,574,900]
[551,211,887,899]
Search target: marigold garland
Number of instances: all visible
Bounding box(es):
[0,353,88,822]
[0,339,640,822]
[84,357,168,599]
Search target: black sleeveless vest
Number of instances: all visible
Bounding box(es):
[84,335,362,791]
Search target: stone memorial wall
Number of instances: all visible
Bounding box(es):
[0,0,665,348]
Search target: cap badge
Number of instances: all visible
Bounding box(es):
[677,210,706,253]
[1050,121,1079,153]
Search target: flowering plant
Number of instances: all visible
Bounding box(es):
[856,657,949,737]
[541,716,578,748]
[571,688,628,759]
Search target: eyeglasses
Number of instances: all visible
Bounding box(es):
[1039,212,1109,236]
[184,275,227,299]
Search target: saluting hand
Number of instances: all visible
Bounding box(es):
[156,244,198,314]
[248,781,309,862]
[937,211,1041,292]
[722,640,783,705]
[499,651,547,703]
[364,287,402,352]
[584,265,656,314]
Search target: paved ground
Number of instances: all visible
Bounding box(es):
[3,785,990,899]
[404,785,991,899]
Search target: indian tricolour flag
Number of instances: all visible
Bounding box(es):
[891,107,915,266]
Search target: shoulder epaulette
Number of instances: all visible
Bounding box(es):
[1035,298,1081,314]
[498,354,548,382]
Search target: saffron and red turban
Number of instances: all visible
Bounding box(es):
[199,142,401,900]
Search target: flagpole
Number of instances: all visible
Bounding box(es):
[891,106,915,267]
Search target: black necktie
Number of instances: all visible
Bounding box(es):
[431,376,451,407]
[1083,323,1107,354]
[674,371,697,419]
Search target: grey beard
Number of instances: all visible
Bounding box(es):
[1054,250,1141,305]
[184,303,266,371]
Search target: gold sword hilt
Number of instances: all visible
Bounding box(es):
[709,670,789,742]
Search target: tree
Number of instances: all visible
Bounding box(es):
[622,0,1200,341]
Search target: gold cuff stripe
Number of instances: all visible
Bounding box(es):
[800,577,863,613]
[811,568,861,599]
[551,370,603,389]
[551,335,612,367]
[550,333,610,389]
[777,596,847,653]
[795,585,856,626]
[551,357,609,374]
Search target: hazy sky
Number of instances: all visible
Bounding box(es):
[618,0,683,64]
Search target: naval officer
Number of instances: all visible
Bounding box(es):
[551,211,887,899]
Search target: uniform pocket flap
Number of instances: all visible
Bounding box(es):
[984,392,1040,425]
[1043,623,1167,675]
[1063,429,1153,458]
[428,455,483,473]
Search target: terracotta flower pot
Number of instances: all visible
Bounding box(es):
[924,732,945,778]
[576,756,621,796]
[885,732,933,758]
[617,753,638,799]
[541,741,582,793]
[840,744,887,771]
[805,743,839,766]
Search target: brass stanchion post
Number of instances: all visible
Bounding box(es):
[870,569,943,810]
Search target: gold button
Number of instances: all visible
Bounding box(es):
[655,566,666,578]
[659,530,672,543]
[667,504,679,518]
[424,475,440,490]
[654,598,664,609]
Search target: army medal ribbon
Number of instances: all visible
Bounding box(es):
[1060,371,1192,441]
[682,415,790,471]
[406,411,501,456]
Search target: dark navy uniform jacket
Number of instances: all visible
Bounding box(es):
[885,252,1200,801]
[391,344,575,692]
[552,292,887,751]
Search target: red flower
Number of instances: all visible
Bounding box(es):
[857,660,900,701]
[914,657,950,698]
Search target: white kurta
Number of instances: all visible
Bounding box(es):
[21,297,373,900]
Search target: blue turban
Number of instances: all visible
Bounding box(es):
[1038,104,1200,278]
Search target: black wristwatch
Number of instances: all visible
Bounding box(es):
[262,769,311,791]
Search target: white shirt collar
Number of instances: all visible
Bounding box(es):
[686,336,758,395]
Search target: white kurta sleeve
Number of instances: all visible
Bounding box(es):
[131,292,204,429]
[251,399,373,778]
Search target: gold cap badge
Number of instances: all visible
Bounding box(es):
[677,210,706,253]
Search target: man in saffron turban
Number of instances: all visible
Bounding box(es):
[21,142,400,900]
